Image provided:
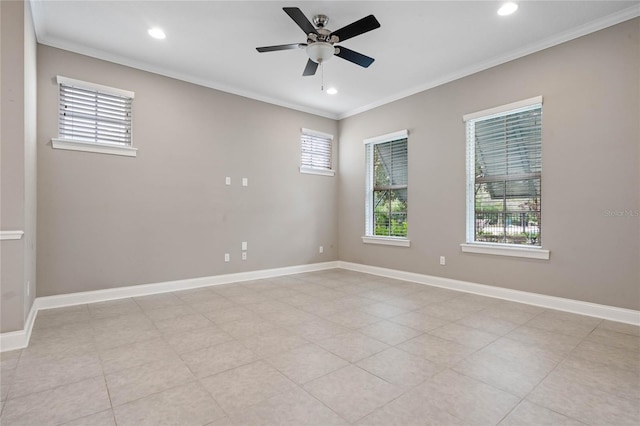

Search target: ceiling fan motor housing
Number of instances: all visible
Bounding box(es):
[307,27,337,43]
[306,26,339,63]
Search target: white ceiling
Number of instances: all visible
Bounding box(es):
[30,1,639,119]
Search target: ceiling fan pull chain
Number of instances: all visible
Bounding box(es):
[321,62,324,92]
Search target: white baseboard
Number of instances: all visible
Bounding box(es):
[2,259,638,352]
[338,261,640,326]
[0,301,38,352]
[0,261,338,352]
[36,261,340,311]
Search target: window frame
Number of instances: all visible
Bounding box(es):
[461,96,549,260]
[299,128,335,176]
[52,76,137,157]
[362,129,410,247]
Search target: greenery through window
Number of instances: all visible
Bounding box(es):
[466,101,542,246]
[366,137,408,237]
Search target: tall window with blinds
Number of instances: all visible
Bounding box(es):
[54,76,135,156]
[299,128,335,176]
[365,131,408,238]
[465,98,542,246]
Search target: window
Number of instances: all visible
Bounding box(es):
[363,130,409,246]
[299,128,334,176]
[52,76,136,157]
[462,97,548,259]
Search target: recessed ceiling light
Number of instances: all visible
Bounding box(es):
[148,27,166,40]
[326,87,338,95]
[497,2,518,16]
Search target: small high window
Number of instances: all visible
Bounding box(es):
[52,76,136,157]
[299,128,335,176]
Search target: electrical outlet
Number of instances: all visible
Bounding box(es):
[241,252,247,261]
[224,253,230,262]
[242,241,247,251]
[440,256,446,266]
[319,246,324,253]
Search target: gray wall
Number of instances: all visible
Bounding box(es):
[33,18,639,312]
[37,46,338,297]
[0,0,37,333]
[24,0,38,331]
[1,0,25,333]
[338,19,640,310]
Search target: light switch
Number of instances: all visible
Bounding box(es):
[242,178,248,187]
[242,241,247,251]
[225,177,231,185]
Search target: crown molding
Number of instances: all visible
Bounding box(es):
[337,5,640,119]
[31,3,638,122]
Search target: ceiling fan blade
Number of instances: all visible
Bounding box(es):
[256,43,306,53]
[283,7,318,36]
[303,59,319,76]
[330,15,380,42]
[335,46,375,68]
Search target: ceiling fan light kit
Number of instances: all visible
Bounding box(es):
[256,7,380,76]
[306,42,334,64]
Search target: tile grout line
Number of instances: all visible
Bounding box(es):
[8,271,639,425]
[95,310,116,425]
[431,307,552,425]
[297,382,353,425]
[493,320,600,425]
[0,348,24,408]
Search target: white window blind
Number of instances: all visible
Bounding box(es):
[365,131,408,238]
[300,128,333,173]
[58,76,133,147]
[465,99,542,246]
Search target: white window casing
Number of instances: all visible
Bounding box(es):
[364,129,410,246]
[462,96,549,259]
[53,76,136,157]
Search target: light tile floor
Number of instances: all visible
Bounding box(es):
[1,269,638,425]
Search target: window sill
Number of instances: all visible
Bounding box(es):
[52,138,137,157]
[299,167,335,177]
[460,243,549,260]
[362,236,411,247]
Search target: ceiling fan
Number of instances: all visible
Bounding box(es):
[256,7,381,76]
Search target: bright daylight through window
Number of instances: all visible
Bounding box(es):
[465,97,542,247]
[365,130,408,240]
